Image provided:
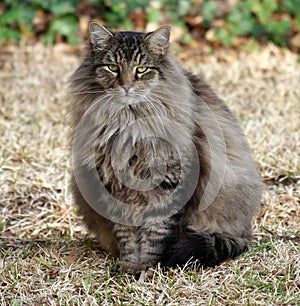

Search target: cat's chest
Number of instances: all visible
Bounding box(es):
[97,131,180,187]
[94,129,196,208]
[94,113,194,196]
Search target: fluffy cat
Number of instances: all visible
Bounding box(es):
[68,22,264,273]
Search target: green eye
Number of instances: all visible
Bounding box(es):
[108,64,119,72]
[136,66,147,73]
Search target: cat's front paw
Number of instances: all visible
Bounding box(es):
[118,259,153,275]
[138,259,156,271]
[118,260,139,273]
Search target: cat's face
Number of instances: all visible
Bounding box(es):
[88,22,171,106]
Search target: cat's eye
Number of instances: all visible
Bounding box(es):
[136,66,148,73]
[108,64,119,72]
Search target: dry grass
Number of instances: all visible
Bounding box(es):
[0,42,299,305]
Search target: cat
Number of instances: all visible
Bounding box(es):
[68,21,264,273]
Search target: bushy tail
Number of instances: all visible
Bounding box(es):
[161,230,249,268]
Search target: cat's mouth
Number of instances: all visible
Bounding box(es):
[117,95,142,105]
[115,88,145,105]
[115,84,148,105]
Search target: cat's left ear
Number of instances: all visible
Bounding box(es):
[89,21,113,46]
[145,26,171,55]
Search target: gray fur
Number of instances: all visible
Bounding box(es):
[68,22,264,272]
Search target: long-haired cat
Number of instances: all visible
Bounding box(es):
[69,22,263,273]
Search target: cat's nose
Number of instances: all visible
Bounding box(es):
[122,83,133,93]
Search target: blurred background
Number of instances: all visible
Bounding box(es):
[0,0,300,53]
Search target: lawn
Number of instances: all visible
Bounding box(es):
[0,42,299,305]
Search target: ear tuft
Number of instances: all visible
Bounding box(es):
[146,26,171,55]
[89,22,113,46]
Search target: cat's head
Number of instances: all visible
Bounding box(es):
[85,22,181,106]
[71,22,193,128]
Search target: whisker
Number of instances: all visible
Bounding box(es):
[139,95,194,133]
[145,94,193,125]
[67,90,106,95]
[150,91,194,108]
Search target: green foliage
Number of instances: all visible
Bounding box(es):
[0,0,299,49]
[202,1,219,24]
[201,0,296,47]
[0,0,80,44]
[94,0,149,30]
[44,14,79,45]
[284,0,300,15]
[0,4,35,42]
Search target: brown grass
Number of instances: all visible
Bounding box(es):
[0,42,299,305]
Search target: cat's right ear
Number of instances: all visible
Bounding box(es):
[89,22,113,46]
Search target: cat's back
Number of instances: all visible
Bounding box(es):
[180,69,263,237]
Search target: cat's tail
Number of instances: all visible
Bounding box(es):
[161,230,249,268]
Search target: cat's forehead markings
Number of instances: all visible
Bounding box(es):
[116,50,128,64]
[107,53,116,63]
[116,53,128,66]
[135,53,141,65]
[119,34,136,48]
[115,45,142,65]
[132,48,142,64]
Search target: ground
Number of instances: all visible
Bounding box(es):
[0,42,299,305]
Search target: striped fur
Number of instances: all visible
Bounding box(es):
[68,23,264,273]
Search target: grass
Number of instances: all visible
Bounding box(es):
[0,42,299,305]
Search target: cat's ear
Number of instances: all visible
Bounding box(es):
[89,22,113,46]
[145,26,171,55]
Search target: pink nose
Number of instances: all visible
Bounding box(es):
[122,83,132,93]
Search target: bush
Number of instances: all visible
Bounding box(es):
[206,0,298,47]
[0,0,299,51]
[0,0,80,44]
